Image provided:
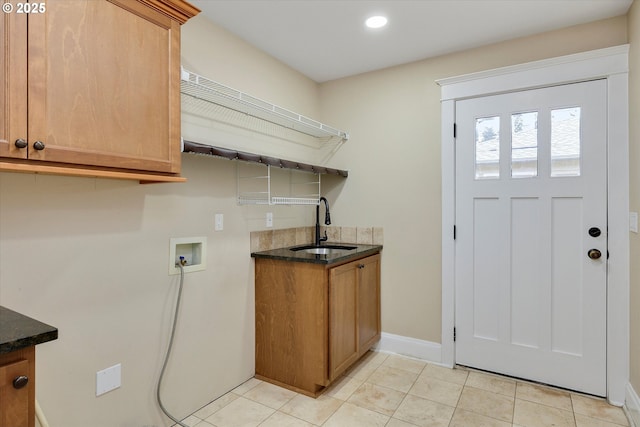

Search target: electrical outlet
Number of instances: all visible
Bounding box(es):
[631,212,638,233]
[215,213,224,231]
[266,212,273,228]
[96,363,121,396]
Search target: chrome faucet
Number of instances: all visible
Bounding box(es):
[315,197,331,246]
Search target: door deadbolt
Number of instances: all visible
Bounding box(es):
[588,227,601,238]
[588,249,602,260]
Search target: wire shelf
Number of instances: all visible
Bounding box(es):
[238,195,271,205]
[236,163,322,206]
[271,197,320,205]
[181,69,349,141]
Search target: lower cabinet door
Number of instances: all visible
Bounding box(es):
[358,254,381,354]
[0,359,30,427]
[328,261,359,381]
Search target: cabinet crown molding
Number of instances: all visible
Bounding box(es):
[137,0,200,24]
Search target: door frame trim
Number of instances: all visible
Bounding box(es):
[437,45,629,405]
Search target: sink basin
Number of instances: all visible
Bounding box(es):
[290,244,357,255]
[300,248,339,255]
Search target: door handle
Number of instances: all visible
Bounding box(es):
[588,249,602,260]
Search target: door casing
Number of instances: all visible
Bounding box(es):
[438,45,629,405]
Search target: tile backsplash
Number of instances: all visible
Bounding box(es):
[250,226,384,252]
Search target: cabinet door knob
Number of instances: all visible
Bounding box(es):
[14,139,27,148]
[12,375,29,389]
[358,264,365,269]
[33,141,45,150]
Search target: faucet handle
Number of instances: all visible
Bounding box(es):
[320,230,328,243]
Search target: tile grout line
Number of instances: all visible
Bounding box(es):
[180,352,630,427]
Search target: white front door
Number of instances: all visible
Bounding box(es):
[455,80,607,396]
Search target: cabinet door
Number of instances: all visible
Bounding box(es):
[358,254,381,355]
[0,359,30,427]
[26,0,181,173]
[328,260,359,381]
[0,10,28,159]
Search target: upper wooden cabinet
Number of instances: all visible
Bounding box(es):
[0,0,198,180]
[0,9,27,161]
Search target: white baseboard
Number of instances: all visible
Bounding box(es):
[626,382,640,427]
[373,332,442,364]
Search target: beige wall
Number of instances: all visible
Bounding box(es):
[181,15,319,119]
[0,159,259,426]
[629,0,640,397]
[0,11,630,427]
[0,14,318,427]
[319,16,628,343]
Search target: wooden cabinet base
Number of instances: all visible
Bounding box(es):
[254,375,326,398]
[255,254,381,397]
[0,347,35,427]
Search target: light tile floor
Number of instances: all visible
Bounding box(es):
[174,351,630,427]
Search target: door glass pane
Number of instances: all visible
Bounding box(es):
[551,107,581,177]
[511,112,538,178]
[475,116,500,179]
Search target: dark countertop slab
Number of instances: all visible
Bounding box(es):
[251,243,382,265]
[0,306,58,354]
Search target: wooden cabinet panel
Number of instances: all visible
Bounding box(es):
[27,0,181,173]
[0,347,35,427]
[0,11,28,159]
[255,259,329,395]
[328,263,359,381]
[358,254,381,354]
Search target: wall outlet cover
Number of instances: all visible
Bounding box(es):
[96,363,121,396]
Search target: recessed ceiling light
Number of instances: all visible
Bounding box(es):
[365,15,388,29]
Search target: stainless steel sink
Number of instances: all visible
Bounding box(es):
[301,247,338,255]
[290,244,357,255]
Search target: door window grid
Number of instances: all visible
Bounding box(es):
[474,109,581,180]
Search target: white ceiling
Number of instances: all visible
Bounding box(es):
[191,0,632,83]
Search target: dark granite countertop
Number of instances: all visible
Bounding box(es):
[251,243,382,265]
[0,306,58,354]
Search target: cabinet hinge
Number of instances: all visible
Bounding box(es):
[453,225,456,240]
[453,123,457,138]
[453,327,456,342]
